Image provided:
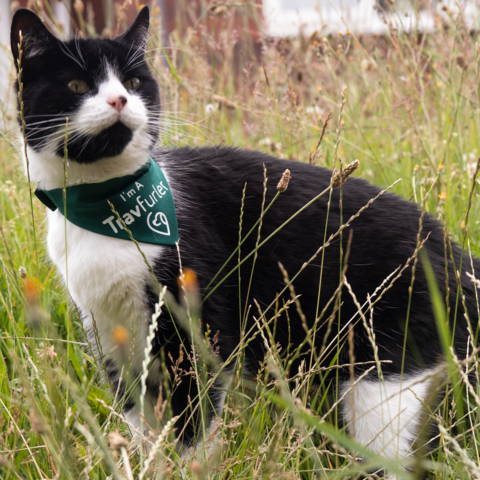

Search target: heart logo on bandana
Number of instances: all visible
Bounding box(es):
[147,211,171,236]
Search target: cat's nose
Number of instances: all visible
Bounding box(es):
[107,95,127,112]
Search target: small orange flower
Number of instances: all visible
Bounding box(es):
[73,0,84,14]
[22,277,42,304]
[112,325,129,346]
[438,191,447,201]
[178,268,198,291]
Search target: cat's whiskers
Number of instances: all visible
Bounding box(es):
[38,129,89,153]
[58,41,87,71]
[150,109,205,120]
[125,53,143,72]
[73,35,86,69]
[149,116,217,139]
[25,112,75,118]
[73,141,92,161]
[150,115,208,130]
[125,36,146,66]
[149,112,203,122]
[71,113,121,137]
[24,126,75,145]
[123,37,136,68]
[25,120,70,132]
[124,42,147,75]
[26,112,151,154]
[24,128,65,142]
[26,118,68,126]
[124,60,146,75]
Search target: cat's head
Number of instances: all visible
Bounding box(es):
[10,7,160,187]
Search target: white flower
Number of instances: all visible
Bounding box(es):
[464,152,478,179]
[305,105,324,115]
[204,103,219,114]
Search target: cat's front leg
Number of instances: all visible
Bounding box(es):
[122,354,226,456]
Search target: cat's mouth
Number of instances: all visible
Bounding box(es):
[73,109,140,138]
[56,121,133,163]
[107,120,132,135]
[97,114,132,135]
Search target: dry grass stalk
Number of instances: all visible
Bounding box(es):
[331,160,360,188]
[211,94,238,110]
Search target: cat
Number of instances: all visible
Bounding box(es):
[10,6,479,476]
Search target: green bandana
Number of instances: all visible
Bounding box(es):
[35,159,179,246]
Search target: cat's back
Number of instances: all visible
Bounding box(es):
[158,145,434,247]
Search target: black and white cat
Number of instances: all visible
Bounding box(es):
[10,6,478,475]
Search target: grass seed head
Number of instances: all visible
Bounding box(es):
[331,159,360,188]
[277,169,291,192]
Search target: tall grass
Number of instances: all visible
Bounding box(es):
[2,1,480,478]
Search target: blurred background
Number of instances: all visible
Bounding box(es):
[1,1,479,103]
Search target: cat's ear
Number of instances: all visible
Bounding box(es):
[115,6,149,51]
[11,9,58,68]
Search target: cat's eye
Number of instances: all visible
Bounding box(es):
[68,79,89,94]
[124,77,140,90]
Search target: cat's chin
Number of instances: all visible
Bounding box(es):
[56,121,134,164]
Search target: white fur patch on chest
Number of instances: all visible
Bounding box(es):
[47,209,162,371]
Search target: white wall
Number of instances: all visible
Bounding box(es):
[0,0,13,123]
[263,0,480,36]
